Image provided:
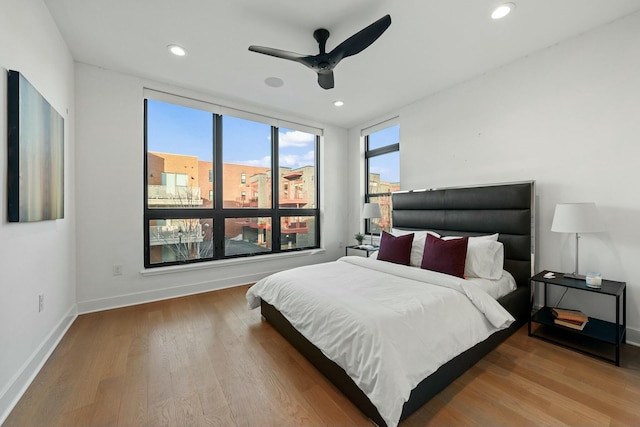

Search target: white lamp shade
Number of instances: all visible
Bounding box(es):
[362,203,381,219]
[551,203,605,233]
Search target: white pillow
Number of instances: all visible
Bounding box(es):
[391,228,441,238]
[392,228,441,267]
[474,233,499,242]
[443,233,502,279]
[464,239,504,279]
[444,233,498,242]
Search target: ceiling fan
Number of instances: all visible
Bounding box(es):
[248,14,391,90]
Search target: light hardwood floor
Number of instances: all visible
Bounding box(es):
[5,284,640,427]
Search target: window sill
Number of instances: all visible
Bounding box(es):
[139,248,326,276]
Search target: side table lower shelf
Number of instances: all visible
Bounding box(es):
[529,307,626,365]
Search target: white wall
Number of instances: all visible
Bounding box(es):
[74,63,348,313]
[349,11,640,342]
[0,0,76,421]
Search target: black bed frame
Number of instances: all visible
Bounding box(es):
[260,181,535,426]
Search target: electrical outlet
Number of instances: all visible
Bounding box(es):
[338,241,344,248]
[38,294,44,312]
[112,264,123,276]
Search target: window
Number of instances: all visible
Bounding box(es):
[364,123,399,236]
[144,95,320,268]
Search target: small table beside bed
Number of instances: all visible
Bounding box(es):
[247,182,535,427]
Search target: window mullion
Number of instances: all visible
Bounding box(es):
[143,99,151,267]
[365,142,399,158]
[271,126,281,252]
[213,114,224,258]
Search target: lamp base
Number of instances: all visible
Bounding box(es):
[563,272,585,280]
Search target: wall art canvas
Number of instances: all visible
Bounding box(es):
[7,70,64,222]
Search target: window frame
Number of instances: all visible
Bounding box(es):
[364,124,399,236]
[143,97,321,268]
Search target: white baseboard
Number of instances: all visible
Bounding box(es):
[76,270,279,314]
[626,326,640,347]
[0,305,77,425]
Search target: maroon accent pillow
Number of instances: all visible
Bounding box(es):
[377,231,414,265]
[421,234,468,278]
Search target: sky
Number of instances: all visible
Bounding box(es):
[367,125,400,183]
[147,99,399,182]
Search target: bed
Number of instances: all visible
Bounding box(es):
[247,181,534,426]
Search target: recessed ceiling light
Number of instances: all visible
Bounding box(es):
[264,77,284,88]
[168,44,187,56]
[491,3,515,20]
[333,100,344,107]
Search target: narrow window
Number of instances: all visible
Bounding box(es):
[364,123,399,236]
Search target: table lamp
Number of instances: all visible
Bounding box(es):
[551,202,605,279]
[362,203,381,246]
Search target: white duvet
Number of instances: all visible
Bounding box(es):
[246,256,514,427]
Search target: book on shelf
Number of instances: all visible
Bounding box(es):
[551,307,588,323]
[554,317,588,331]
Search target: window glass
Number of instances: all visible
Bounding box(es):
[148,218,213,264]
[367,125,399,150]
[146,100,212,209]
[224,217,272,256]
[222,116,271,208]
[367,151,399,194]
[279,128,316,209]
[281,216,316,250]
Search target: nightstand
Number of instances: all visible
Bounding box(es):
[528,270,626,366]
[345,245,379,257]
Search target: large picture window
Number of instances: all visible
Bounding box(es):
[364,123,399,236]
[144,94,320,268]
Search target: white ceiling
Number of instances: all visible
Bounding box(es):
[44,0,640,128]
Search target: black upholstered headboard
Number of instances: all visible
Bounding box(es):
[391,182,535,288]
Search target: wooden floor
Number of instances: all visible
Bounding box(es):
[5,284,640,427]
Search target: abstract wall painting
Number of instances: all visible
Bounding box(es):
[7,70,64,222]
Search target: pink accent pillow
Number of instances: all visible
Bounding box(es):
[421,234,469,278]
[377,231,414,265]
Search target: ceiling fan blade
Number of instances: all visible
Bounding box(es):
[317,70,334,90]
[248,45,307,62]
[330,14,391,61]
[248,15,391,90]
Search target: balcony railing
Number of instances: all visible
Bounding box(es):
[148,185,203,207]
[149,223,204,246]
[280,191,308,207]
[282,221,308,234]
[233,197,260,208]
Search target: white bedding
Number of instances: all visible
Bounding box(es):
[246,256,515,427]
[465,269,516,300]
[370,249,515,299]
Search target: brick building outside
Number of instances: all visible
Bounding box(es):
[147,151,316,263]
